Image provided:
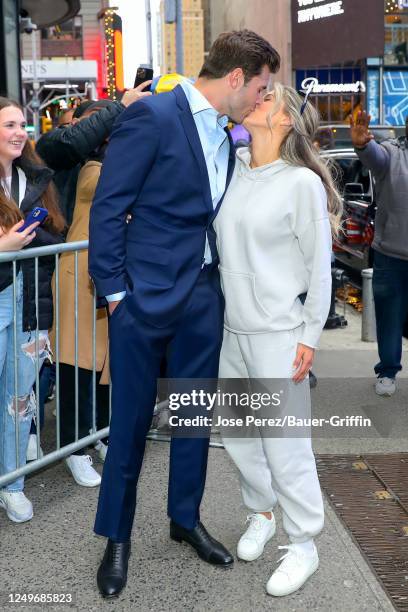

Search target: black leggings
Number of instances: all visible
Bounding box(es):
[59,363,110,455]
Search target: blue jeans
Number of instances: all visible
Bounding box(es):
[0,273,49,491]
[30,362,55,434]
[372,251,408,379]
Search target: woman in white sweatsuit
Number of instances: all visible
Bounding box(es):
[214,83,341,597]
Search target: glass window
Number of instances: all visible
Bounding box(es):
[316,97,329,123]
[334,158,371,194]
[384,1,408,65]
[328,96,342,122]
[382,69,408,124]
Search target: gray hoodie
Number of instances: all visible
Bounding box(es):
[214,148,332,348]
[356,137,408,261]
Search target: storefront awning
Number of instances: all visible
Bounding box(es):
[21,0,80,28]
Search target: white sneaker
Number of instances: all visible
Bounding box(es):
[0,490,33,523]
[65,455,101,487]
[266,543,319,596]
[94,440,108,462]
[375,377,396,396]
[237,513,276,561]
[26,434,44,461]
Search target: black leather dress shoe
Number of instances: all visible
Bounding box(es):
[97,539,131,599]
[170,521,234,567]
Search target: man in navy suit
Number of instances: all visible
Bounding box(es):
[89,30,280,599]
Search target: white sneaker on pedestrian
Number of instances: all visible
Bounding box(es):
[266,542,319,596]
[94,440,108,462]
[65,455,101,487]
[237,512,276,561]
[0,490,33,523]
[26,434,44,461]
[375,377,396,397]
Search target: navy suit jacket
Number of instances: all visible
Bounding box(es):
[89,85,235,327]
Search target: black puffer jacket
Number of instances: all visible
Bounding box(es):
[36,101,125,224]
[0,160,64,331]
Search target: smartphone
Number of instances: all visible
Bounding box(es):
[17,207,48,233]
[134,66,154,89]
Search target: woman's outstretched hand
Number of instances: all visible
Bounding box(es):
[292,343,315,383]
[0,220,39,251]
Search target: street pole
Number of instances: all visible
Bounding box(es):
[145,0,153,68]
[379,58,384,125]
[176,0,184,74]
[65,56,70,102]
[30,26,40,142]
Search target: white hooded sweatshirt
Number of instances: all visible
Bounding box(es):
[214,147,332,348]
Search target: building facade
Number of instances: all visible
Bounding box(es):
[0,0,21,100]
[21,0,109,100]
[293,0,408,126]
[209,0,292,86]
[201,0,212,56]
[374,0,408,124]
[0,0,81,101]
[210,0,408,126]
[159,0,205,78]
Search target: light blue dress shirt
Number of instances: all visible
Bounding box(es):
[106,80,229,302]
[179,79,230,265]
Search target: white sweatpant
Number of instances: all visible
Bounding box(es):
[219,326,324,543]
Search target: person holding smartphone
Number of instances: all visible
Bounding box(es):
[134,65,154,88]
[0,97,65,524]
[36,82,151,226]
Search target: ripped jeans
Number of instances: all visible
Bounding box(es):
[0,272,49,491]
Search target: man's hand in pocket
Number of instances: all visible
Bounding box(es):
[108,300,121,316]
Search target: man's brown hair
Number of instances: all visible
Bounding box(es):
[199,29,280,83]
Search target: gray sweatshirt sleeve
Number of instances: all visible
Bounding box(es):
[355,140,391,179]
[294,178,332,349]
[297,218,332,348]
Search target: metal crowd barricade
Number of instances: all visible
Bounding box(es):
[0,240,223,489]
[0,240,109,488]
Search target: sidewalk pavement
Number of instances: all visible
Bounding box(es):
[0,304,404,612]
[314,303,408,454]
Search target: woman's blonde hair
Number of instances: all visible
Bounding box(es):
[265,82,342,236]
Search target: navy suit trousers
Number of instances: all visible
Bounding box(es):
[94,268,224,542]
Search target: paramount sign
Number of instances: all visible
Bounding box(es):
[301,77,366,95]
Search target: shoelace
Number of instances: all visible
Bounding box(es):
[245,513,263,530]
[108,544,127,566]
[275,545,303,576]
[244,514,270,541]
